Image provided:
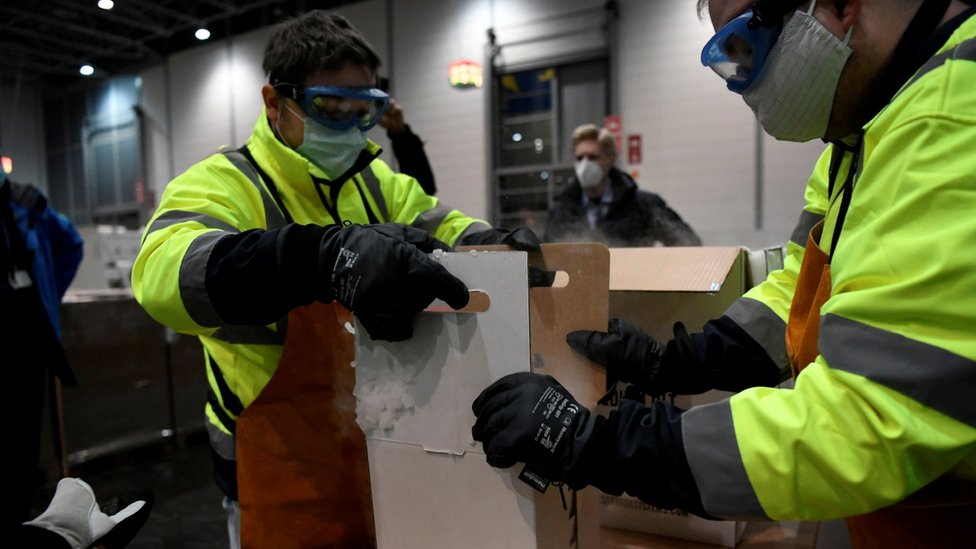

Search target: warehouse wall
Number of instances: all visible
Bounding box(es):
[134,0,824,249]
[135,0,825,249]
[616,0,824,247]
[0,82,46,189]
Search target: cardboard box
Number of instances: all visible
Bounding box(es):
[354,244,609,548]
[601,246,749,547]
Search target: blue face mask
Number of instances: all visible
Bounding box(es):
[279,103,367,179]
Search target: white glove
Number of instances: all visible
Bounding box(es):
[23,478,147,549]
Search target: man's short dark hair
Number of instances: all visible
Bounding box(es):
[263,10,381,85]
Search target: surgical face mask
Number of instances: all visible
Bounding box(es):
[279,103,367,179]
[575,159,605,191]
[742,2,853,142]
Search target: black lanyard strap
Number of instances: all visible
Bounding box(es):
[827,132,864,262]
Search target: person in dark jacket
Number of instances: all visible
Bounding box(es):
[1,157,84,529]
[379,98,438,196]
[545,123,701,247]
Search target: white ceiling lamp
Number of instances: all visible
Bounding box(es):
[97,0,114,10]
[79,64,95,76]
[195,28,211,41]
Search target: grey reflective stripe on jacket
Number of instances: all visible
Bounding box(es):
[456,219,492,242]
[180,230,229,328]
[820,314,976,428]
[789,210,824,248]
[360,167,389,222]
[222,150,288,230]
[208,420,236,461]
[682,399,768,519]
[146,210,241,236]
[725,297,790,375]
[201,150,292,346]
[410,202,456,235]
[901,37,976,95]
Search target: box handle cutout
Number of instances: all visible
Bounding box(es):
[423,290,491,313]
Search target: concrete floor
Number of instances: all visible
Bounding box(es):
[32,431,229,548]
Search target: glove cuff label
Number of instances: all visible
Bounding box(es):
[518,465,550,494]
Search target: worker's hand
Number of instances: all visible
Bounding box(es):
[325,223,469,341]
[459,226,542,252]
[379,99,406,134]
[23,478,153,549]
[472,372,600,489]
[567,318,668,397]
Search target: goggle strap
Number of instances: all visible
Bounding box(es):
[749,0,807,29]
[273,83,303,102]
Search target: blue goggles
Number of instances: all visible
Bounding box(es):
[700,9,782,94]
[274,83,390,131]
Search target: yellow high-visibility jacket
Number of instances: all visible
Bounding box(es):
[684,14,976,519]
[585,12,976,522]
[132,109,489,462]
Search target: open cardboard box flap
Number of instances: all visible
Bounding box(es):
[601,246,751,547]
[610,247,743,293]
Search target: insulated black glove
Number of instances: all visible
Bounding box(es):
[567,318,670,397]
[471,372,601,489]
[322,223,470,341]
[206,222,468,340]
[459,226,542,251]
[458,226,553,287]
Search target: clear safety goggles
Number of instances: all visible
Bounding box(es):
[701,10,782,94]
[274,83,390,131]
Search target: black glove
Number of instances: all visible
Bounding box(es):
[471,372,601,489]
[205,222,468,339]
[322,223,470,341]
[567,318,669,397]
[459,226,541,251]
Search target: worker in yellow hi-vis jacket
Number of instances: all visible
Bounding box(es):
[133,10,540,548]
[472,2,976,548]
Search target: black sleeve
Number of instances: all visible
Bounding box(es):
[579,399,715,518]
[659,315,784,395]
[389,125,437,196]
[643,193,702,246]
[204,223,339,325]
[8,525,71,549]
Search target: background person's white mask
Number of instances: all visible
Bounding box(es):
[575,159,605,190]
[743,2,853,142]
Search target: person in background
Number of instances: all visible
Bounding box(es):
[1,155,84,531]
[544,123,701,247]
[378,95,438,196]
[472,1,976,548]
[131,10,537,548]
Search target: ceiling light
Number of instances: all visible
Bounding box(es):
[98,0,114,10]
[195,28,211,41]
[79,64,95,76]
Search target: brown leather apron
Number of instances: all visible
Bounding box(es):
[235,302,376,548]
[786,221,975,549]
